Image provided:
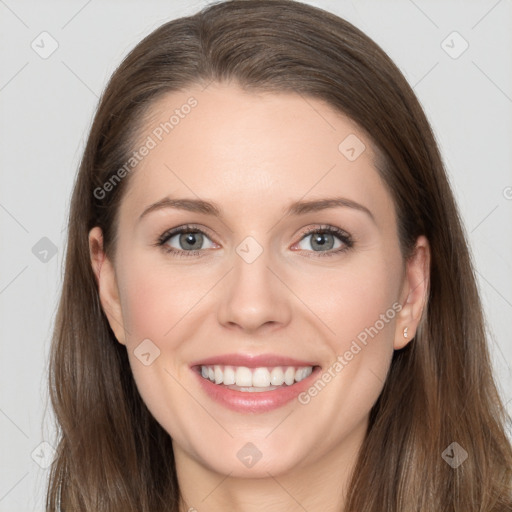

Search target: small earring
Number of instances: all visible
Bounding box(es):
[403,327,409,338]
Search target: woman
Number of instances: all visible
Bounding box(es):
[46,1,512,510]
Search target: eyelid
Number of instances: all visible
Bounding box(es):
[295,224,351,242]
[155,224,218,257]
[156,223,217,246]
[155,223,353,257]
[292,225,353,257]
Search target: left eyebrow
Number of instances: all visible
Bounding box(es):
[138,196,375,224]
[286,197,375,223]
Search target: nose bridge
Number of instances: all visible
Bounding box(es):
[216,234,291,332]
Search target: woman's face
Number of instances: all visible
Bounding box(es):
[90,82,429,480]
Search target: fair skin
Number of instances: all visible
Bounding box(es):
[89,82,429,512]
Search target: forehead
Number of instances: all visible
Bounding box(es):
[120,82,392,225]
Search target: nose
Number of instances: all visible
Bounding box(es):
[216,244,292,334]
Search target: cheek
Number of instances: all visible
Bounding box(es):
[292,251,403,351]
[115,261,200,433]
[290,251,402,419]
[118,260,206,344]
[288,256,402,452]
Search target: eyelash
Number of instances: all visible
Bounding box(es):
[154,224,354,259]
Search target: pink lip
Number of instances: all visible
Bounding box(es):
[190,353,318,368]
[190,354,322,413]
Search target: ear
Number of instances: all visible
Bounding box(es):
[88,226,127,345]
[394,235,430,350]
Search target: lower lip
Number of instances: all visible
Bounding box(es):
[192,366,322,413]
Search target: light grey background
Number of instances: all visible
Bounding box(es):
[1,1,511,510]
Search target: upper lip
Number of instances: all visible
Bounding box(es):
[190,353,319,369]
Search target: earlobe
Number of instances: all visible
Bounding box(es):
[88,227,127,345]
[394,235,430,350]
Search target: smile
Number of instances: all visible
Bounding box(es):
[192,359,322,413]
[200,364,314,392]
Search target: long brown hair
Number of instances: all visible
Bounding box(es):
[46,1,512,510]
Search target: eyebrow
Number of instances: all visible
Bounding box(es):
[138,196,375,223]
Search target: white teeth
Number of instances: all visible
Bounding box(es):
[284,367,295,385]
[223,366,236,385]
[214,365,223,384]
[235,367,252,387]
[234,386,279,392]
[252,368,271,387]
[199,364,314,389]
[270,367,285,386]
[295,367,312,382]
